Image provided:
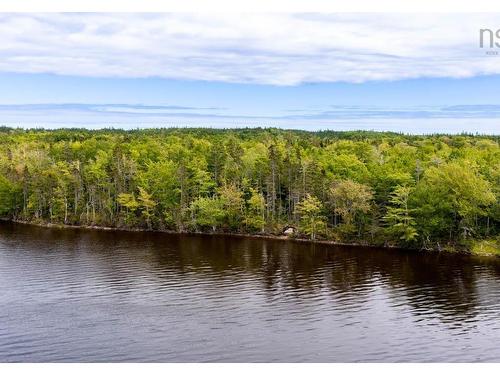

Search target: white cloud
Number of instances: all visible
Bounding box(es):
[0,13,498,85]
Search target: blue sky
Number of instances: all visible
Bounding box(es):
[1,13,500,133]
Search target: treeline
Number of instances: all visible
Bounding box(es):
[0,127,498,252]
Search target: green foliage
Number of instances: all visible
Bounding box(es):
[295,194,326,240]
[330,179,373,237]
[413,162,495,242]
[244,188,266,232]
[117,192,139,226]
[217,184,244,230]
[383,185,418,243]
[190,196,225,231]
[0,127,498,252]
[0,174,18,216]
[137,187,156,229]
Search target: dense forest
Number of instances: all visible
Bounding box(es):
[0,127,498,255]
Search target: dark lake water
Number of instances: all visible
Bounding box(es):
[1,222,500,362]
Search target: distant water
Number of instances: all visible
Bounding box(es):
[2,103,500,134]
[1,222,500,362]
[3,118,500,134]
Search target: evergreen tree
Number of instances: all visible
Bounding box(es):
[383,185,418,243]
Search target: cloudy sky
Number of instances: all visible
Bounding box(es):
[1,13,500,133]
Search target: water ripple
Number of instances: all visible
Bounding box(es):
[1,222,500,362]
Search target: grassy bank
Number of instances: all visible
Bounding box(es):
[470,239,500,257]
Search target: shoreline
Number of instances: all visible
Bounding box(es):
[2,218,498,257]
[3,217,406,250]
[0,217,465,255]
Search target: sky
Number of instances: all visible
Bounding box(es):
[0,13,500,133]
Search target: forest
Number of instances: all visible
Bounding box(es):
[0,127,498,255]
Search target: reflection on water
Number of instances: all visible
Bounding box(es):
[1,222,499,362]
